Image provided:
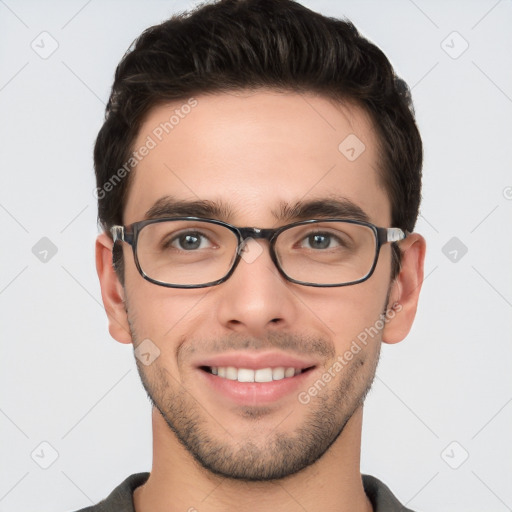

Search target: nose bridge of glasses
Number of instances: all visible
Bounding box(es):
[235,227,279,264]
[237,227,277,243]
[234,227,280,271]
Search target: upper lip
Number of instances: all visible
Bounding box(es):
[195,351,318,370]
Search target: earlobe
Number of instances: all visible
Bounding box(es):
[95,232,132,344]
[382,233,426,344]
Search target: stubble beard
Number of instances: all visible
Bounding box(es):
[131,328,382,482]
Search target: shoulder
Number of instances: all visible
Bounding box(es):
[362,474,416,512]
[70,472,150,512]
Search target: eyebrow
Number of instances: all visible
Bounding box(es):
[275,198,370,223]
[143,195,370,224]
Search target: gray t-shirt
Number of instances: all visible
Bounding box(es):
[72,472,414,511]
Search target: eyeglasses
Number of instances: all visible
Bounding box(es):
[110,217,406,288]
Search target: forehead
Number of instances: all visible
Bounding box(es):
[123,89,390,226]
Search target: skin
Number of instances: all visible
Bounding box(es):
[96,89,426,512]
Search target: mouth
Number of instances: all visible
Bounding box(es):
[200,365,315,383]
[194,352,318,405]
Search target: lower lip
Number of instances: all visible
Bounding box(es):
[198,368,315,405]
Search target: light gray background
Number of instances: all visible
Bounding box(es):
[1,1,511,511]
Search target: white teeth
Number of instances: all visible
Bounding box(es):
[210,365,305,382]
[226,366,237,380]
[255,368,273,383]
[285,367,295,378]
[272,367,285,380]
[238,368,255,382]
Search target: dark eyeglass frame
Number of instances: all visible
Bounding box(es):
[110,217,406,289]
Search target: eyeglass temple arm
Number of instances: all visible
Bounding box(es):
[110,225,134,245]
[110,226,124,243]
[377,227,407,245]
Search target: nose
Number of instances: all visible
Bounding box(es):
[215,238,299,337]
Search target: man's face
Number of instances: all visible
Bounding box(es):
[120,90,396,480]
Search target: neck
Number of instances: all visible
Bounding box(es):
[133,407,373,512]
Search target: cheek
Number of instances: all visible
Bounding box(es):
[300,274,390,347]
[125,274,209,344]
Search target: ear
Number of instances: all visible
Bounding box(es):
[382,233,426,344]
[95,232,132,344]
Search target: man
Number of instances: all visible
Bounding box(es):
[81,0,426,510]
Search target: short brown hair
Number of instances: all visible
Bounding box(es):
[94,0,423,284]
